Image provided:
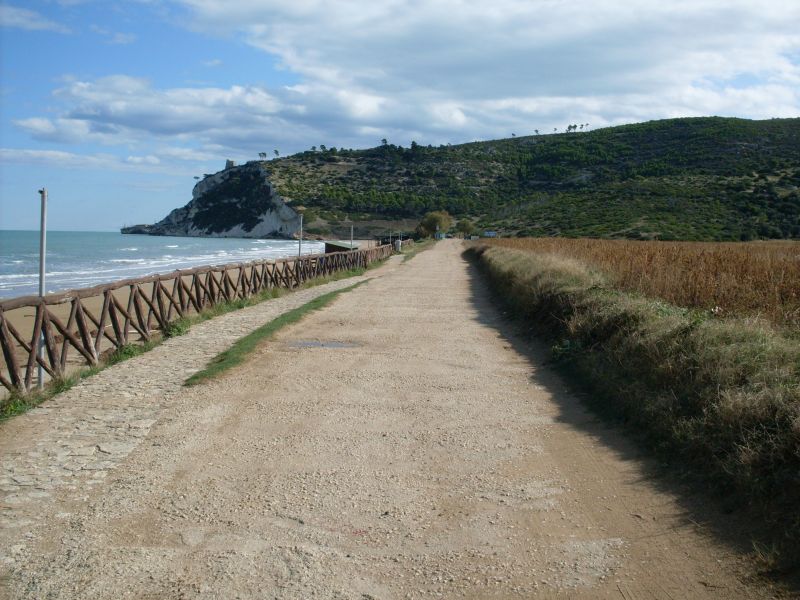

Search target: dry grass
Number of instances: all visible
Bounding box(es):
[469,243,800,568]
[484,238,800,329]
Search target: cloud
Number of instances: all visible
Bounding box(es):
[167,0,800,141]
[14,75,326,152]
[110,32,137,44]
[0,5,71,33]
[158,146,218,161]
[203,59,223,67]
[126,154,160,165]
[11,1,800,158]
[14,116,126,145]
[0,148,193,174]
[90,25,137,44]
[0,148,129,170]
[174,1,800,92]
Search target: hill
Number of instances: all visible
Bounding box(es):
[123,162,301,239]
[265,116,800,240]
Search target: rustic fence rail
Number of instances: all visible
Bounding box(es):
[0,245,392,394]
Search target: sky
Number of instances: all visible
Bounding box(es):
[1,0,799,232]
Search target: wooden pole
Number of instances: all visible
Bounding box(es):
[298,213,303,257]
[37,187,47,389]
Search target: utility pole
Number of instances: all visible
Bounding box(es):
[37,188,48,389]
[298,213,303,256]
[350,225,354,249]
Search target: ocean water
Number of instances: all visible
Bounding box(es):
[0,231,324,300]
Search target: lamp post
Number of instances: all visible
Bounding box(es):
[37,188,48,389]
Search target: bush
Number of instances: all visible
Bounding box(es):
[163,318,190,338]
[416,210,452,237]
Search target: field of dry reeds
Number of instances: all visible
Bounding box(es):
[484,238,800,330]
[468,240,800,568]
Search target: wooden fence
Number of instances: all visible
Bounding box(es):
[0,245,392,394]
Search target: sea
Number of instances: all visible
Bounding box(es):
[0,231,324,300]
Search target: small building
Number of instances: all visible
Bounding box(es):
[483,230,498,238]
[324,240,359,253]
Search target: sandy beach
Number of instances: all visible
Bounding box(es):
[2,261,304,394]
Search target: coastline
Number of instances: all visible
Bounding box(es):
[0,240,382,396]
[0,231,327,300]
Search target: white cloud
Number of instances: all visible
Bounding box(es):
[14,116,125,145]
[14,75,340,152]
[174,1,800,93]
[126,155,160,165]
[0,148,195,174]
[158,146,218,161]
[0,149,128,170]
[10,1,800,158]
[0,5,70,33]
[110,32,137,44]
[90,25,137,44]
[167,0,800,142]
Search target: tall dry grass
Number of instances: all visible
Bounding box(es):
[469,243,800,567]
[485,238,800,329]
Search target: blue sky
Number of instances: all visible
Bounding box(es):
[2,0,799,231]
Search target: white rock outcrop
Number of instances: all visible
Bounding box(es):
[123,162,300,239]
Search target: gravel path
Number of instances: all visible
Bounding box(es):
[0,241,781,598]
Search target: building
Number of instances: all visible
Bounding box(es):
[324,240,359,253]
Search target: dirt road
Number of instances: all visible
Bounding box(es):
[0,241,781,598]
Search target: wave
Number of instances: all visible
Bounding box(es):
[1,239,325,299]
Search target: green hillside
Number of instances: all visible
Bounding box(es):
[264,117,800,240]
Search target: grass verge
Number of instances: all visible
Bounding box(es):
[185,281,366,386]
[1,266,372,420]
[402,239,435,262]
[468,244,800,570]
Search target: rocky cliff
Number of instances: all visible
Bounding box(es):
[122,162,300,238]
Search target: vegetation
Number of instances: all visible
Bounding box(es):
[261,117,800,241]
[193,167,280,234]
[401,239,436,263]
[469,242,800,567]
[416,211,453,237]
[185,282,366,386]
[456,219,477,237]
[484,238,800,330]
